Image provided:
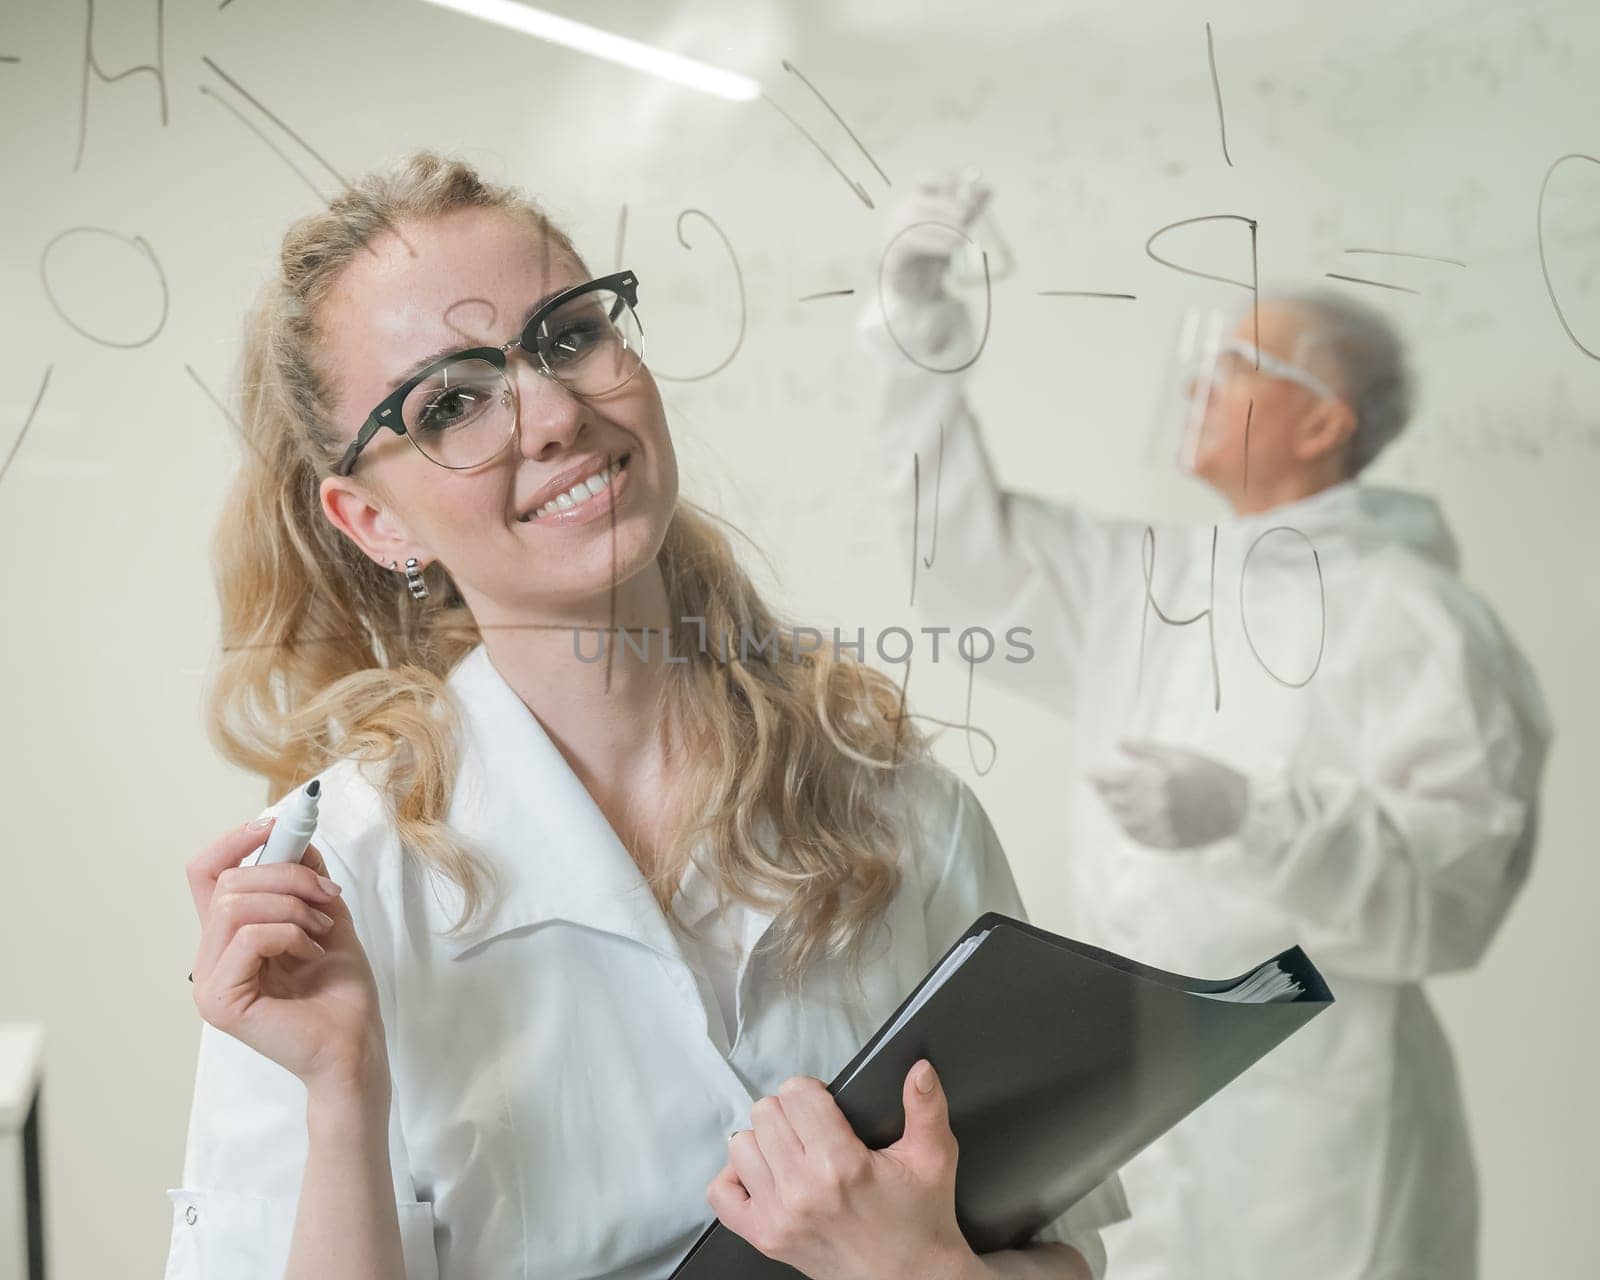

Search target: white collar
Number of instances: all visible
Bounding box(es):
[419,645,780,969]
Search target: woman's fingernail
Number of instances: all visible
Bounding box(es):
[311,910,334,929]
[916,1062,936,1094]
[246,816,275,830]
[317,875,342,895]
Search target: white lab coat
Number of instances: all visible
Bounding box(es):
[857,293,1552,1280]
[165,643,1129,1279]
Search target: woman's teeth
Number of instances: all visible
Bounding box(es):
[531,456,626,519]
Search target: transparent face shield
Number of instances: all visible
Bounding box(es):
[1150,306,1342,473]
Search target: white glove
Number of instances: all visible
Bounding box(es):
[879,167,993,303]
[1088,740,1251,851]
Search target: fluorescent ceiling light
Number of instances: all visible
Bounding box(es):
[418,0,762,102]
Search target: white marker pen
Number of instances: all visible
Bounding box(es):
[245,779,322,867]
[188,779,324,982]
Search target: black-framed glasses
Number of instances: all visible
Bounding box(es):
[334,270,644,477]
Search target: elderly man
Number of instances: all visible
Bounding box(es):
[857,173,1551,1280]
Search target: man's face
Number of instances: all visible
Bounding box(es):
[1188,303,1340,505]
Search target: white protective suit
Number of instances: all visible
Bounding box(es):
[857,290,1552,1280]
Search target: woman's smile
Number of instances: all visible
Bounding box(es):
[517,450,633,527]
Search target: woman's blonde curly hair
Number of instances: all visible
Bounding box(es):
[207,148,933,993]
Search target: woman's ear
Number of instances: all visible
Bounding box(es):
[320,473,421,569]
[1295,397,1357,468]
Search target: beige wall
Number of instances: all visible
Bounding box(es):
[0,1,1593,1275]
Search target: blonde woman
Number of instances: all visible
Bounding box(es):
[166,150,1127,1280]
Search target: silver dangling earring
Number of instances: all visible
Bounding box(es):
[404,557,430,602]
[391,557,430,602]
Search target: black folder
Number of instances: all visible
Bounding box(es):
[668,911,1333,1277]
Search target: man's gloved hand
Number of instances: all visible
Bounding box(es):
[1089,740,1251,850]
[879,168,993,303]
